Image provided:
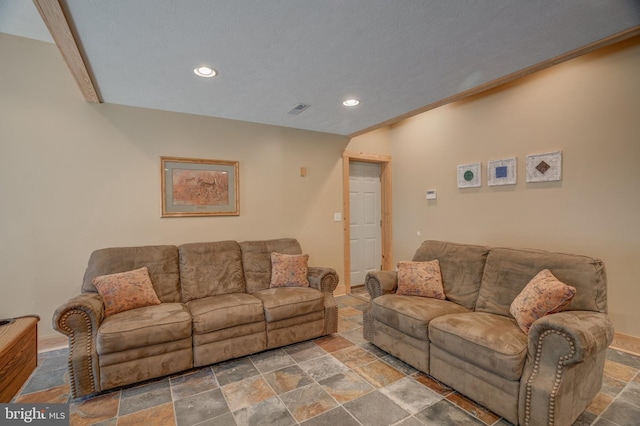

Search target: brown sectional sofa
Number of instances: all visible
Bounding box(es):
[53,238,338,398]
[363,240,614,426]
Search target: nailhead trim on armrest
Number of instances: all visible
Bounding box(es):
[59,310,97,398]
[524,329,576,425]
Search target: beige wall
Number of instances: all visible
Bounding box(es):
[346,126,391,155]
[0,34,349,336]
[3,32,639,339]
[389,37,640,336]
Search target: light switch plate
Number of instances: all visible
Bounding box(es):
[333,212,342,222]
[426,189,437,200]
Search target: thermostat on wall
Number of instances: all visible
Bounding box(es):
[426,189,437,200]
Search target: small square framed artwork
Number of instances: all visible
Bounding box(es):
[526,151,562,182]
[487,157,517,186]
[457,163,481,188]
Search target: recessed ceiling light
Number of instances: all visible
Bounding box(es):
[343,99,360,107]
[193,66,217,78]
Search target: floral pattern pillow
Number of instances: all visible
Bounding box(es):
[396,260,445,299]
[93,266,161,317]
[270,252,310,288]
[510,269,576,334]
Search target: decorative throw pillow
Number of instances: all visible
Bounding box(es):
[93,266,161,317]
[396,260,445,299]
[510,269,576,334]
[270,252,310,288]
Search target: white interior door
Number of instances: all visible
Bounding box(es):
[349,161,382,287]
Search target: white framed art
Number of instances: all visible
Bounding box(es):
[526,151,562,182]
[487,157,517,186]
[457,163,481,188]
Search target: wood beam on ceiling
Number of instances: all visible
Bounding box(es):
[348,26,640,138]
[33,0,100,103]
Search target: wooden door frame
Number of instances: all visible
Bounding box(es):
[342,151,393,294]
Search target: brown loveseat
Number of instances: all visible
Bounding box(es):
[363,240,613,426]
[53,238,338,398]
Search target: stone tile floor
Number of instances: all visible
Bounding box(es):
[13,295,640,425]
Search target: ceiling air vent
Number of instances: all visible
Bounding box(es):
[287,104,311,115]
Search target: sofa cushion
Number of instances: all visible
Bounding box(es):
[476,247,606,317]
[510,269,576,334]
[429,312,527,381]
[187,293,265,334]
[270,252,310,288]
[82,245,181,303]
[411,240,489,310]
[97,303,192,355]
[372,294,470,341]
[240,239,303,293]
[396,260,445,299]
[93,267,161,317]
[179,241,245,302]
[252,287,324,322]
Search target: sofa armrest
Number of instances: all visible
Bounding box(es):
[362,271,397,342]
[307,266,339,335]
[519,311,614,426]
[365,270,398,299]
[52,292,105,398]
[307,266,339,293]
[528,310,614,366]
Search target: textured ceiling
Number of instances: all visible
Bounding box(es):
[1,0,639,136]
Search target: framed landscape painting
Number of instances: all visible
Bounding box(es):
[161,157,239,217]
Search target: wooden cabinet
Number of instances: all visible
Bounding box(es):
[0,316,38,402]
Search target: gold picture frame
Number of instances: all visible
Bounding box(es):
[161,156,239,217]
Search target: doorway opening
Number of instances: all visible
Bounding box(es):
[342,151,392,295]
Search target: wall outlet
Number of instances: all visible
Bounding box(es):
[426,189,437,200]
